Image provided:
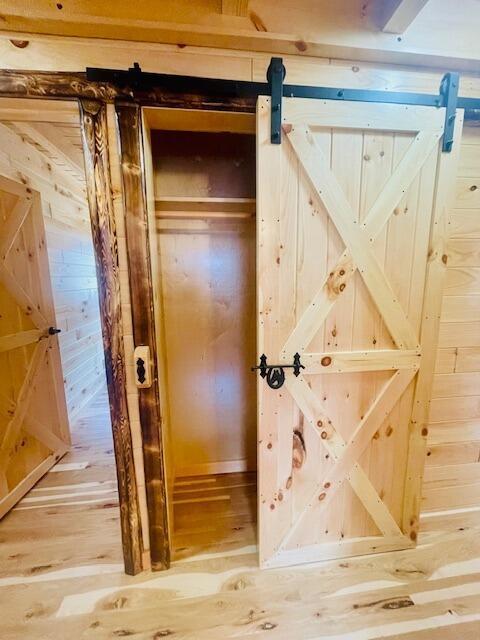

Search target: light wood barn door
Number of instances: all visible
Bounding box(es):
[256,97,463,568]
[0,174,69,518]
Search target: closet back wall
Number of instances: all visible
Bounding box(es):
[152,130,256,476]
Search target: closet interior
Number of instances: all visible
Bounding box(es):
[143,108,258,559]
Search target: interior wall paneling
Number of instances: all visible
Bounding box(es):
[0,101,106,420]
[2,0,480,70]
[150,126,257,478]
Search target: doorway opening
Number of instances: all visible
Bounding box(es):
[142,108,258,560]
[0,98,119,564]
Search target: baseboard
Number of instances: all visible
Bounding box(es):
[175,458,257,477]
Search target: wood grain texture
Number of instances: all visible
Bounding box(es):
[422,125,480,520]
[0,69,257,112]
[0,175,70,516]
[151,128,256,479]
[3,1,480,71]
[114,101,170,571]
[0,110,105,420]
[402,111,464,542]
[256,95,461,568]
[2,404,480,640]
[79,98,143,575]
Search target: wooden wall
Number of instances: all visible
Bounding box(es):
[422,125,480,521]
[1,33,478,543]
[151,129,256,477]
[0,100,106,421]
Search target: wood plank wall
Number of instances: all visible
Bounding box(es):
[422,125,480,518]
[0,111,106,421]
[1,35,479,542]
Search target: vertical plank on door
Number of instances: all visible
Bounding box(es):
[402,111,465,542]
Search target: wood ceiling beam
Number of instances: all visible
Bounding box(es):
[378,0,430,34]
[0,1,479,72]
[221,0,249,17]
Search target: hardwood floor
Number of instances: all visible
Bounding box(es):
[1,391,480,639]
[171,471,257,561]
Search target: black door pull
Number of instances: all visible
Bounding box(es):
[251,353,304,389]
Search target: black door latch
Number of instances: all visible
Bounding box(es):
[136,357,146,384]
[251,353,304,389]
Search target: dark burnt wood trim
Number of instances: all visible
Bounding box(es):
[114,100,170,571]
[79,98,144,576]
[0,69,119,101]
[0,69,257,112]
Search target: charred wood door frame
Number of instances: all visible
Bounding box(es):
[79,99,144,575]
[114,101,170,570]
[0,68,253,573]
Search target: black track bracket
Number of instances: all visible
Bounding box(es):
[267,57,286,144]
[86,58,476,151]
[440,72,460,152]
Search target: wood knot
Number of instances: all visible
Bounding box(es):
[441,254,448,264]
[324,482,331,489]
[292,430,306,469]
[410,530,417,541]
[421,427,428,436]
[321,356,332,367]
[317,420,323,427]
[320,431,328,439]
[318,492,326,501]
[267,442,272,449]
[286,476,293,489]
[339,283,346,291]
[339,269,345,276]
[469,184,478,191]
[10,39,29,48]
[385,426,393,437]
[295,40,308,52]
[260,622,277,630]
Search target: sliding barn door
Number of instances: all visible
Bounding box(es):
[256,97,462,568]
[0,174,69,518]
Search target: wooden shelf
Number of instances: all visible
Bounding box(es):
[155,196,256,219]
